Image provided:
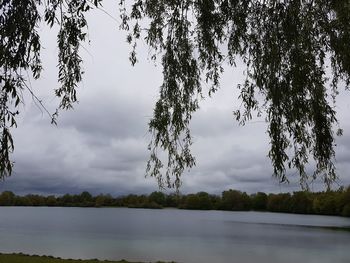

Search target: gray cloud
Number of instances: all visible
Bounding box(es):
[1,1,350,196]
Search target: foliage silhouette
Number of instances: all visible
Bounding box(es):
[1,0,350,189]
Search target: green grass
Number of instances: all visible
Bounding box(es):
[0,253,172,263]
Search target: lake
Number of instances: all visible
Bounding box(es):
[0,207,349,263]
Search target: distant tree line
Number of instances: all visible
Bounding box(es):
[0,187,349,217]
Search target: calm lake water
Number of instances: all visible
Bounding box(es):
[0,207,350,263]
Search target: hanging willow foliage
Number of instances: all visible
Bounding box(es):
[123,0,350,189]
[0,0,102,178]
[1,0,349,189]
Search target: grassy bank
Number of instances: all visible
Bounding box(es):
[0,253,171,263]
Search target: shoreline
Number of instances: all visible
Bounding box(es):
[1,188,349,217]
[0,253,173,263]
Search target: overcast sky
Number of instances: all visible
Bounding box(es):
[1,2,350,196]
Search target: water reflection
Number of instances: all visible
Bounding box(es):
[0,207,349,263]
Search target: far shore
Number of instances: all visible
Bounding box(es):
[1,188,350,217]
[0,253,173,263]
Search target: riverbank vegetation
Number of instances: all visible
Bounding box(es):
[0,187,349,217]
[0,253,169,263]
